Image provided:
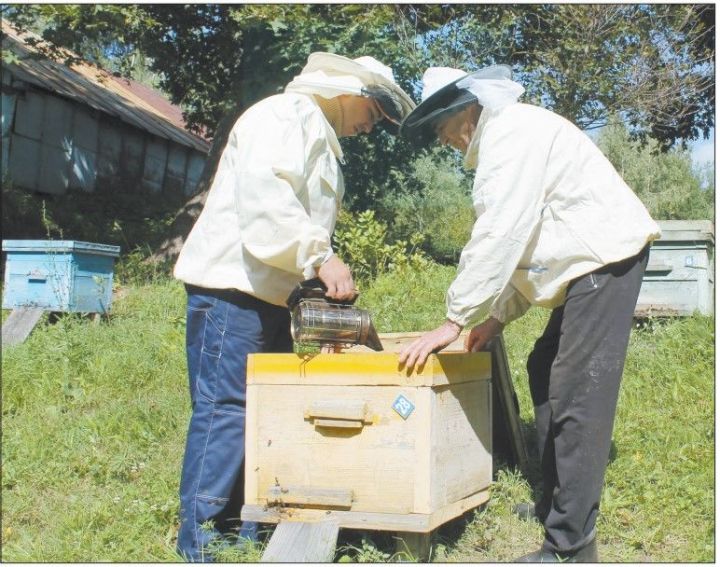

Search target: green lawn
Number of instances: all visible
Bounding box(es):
[1,268,714,562]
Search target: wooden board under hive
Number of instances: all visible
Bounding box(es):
[241,352,492,533]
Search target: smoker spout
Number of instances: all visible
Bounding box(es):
[364,322,384,351]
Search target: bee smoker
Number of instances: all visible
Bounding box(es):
[286,278,383,351]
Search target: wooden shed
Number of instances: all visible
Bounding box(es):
[1,22,210,197]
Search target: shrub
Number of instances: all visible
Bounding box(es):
[114,246,173,287]
[332,209,431,285]
[377,149,475,263]
[1,183,183,250]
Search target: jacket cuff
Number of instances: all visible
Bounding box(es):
[445,309,476,329]
[489,291,530,325]
[303,247,334,279]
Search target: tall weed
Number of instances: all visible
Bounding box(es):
[115,246,174,286]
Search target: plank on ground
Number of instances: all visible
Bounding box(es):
[2,307,44,346]
[487,335,530,475]
[261,520,339,563]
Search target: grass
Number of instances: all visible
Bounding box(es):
[2,280,187,562]
[1,265,714,562]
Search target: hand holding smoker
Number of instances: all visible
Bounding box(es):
[286,278,384,352]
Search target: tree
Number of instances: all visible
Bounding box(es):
[3,4,714,261]
[8,4,712,144]
[598,121,714,221]
[1,5,163,88]
[4,5,424,260]
[4,5,412,135]
[406,4,715,148]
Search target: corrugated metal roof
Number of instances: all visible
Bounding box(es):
[109,74,210,141]
[2,22,211,154]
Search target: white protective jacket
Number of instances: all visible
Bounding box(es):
[174,93,344,306]
[446,102,661,327]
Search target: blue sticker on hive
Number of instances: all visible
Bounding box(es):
[392,394,415,420]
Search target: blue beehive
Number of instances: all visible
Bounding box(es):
[2,240,121,313]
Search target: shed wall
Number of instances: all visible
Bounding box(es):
[2,68,206,198]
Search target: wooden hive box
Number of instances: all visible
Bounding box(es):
[636,220,714,316]
[241,351,492,533]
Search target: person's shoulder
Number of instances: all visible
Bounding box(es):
[281,94,333,140]
[492,103,578,134]
[240,93,319,124]
[482,103,539,133]
[235,94,333,153]
[497,102,552,120]
[267,93,323,120]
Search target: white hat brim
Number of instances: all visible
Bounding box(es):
[302,52,416,117]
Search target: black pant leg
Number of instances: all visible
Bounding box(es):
[541,247,649,554]
[526,307,563,521]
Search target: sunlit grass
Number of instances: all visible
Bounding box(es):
[1,267,714,562]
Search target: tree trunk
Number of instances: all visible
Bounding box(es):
[149,107,242,265]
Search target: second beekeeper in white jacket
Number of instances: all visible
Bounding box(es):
[173,53,414,562]
[398,65,660,563]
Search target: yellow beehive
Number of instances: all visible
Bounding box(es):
[241,351,492,533]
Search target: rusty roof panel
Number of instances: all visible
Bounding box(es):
[2,22,210,154]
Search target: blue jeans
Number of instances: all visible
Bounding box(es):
[176,285,292,562]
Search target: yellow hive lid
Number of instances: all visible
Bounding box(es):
[247,351,491,387]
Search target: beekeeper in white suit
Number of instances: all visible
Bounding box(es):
[173,52,414,562]
[398,65,660,563]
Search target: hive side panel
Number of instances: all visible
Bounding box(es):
[248,352,491,387]
[70,252,116,312]
[244,383,260,506]
[430,380,492,508]
[412,388,434,515]
[250,384,422,514]
[3,252,72,310]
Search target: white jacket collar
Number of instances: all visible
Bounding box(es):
[309,95,344,163]
[463,109,491,170]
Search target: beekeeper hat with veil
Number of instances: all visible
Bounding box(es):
[285,52,416,133]
[400,65,525,146]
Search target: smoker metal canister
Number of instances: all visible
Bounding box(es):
[291,299,383,351]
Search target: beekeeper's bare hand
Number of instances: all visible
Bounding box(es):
[398,319,463,371]
[465,317,504,352]
[317,255,357,302]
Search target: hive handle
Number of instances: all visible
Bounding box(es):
[266,485,353,509]
[646,262,673,273]
[304,400,371,429]
[27,269,49,282]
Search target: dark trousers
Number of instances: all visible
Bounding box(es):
[527,245,649,554]
[176,285,292,562]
